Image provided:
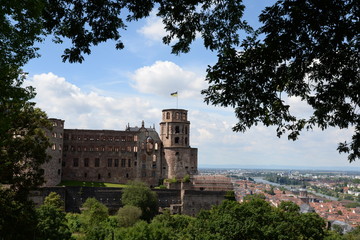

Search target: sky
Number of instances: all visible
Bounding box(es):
[23,1,360,170]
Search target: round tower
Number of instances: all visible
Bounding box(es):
[160,109,197,179]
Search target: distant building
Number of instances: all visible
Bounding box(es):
[43,109,198,187]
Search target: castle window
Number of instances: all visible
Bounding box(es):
[89,147,93,151]
[73,158,79,167]
[98,174,101,180]
[121,136,126,142]
[166,112,170,119]
[134,135,138,141]
[102,147,105,151]
[134,146,138,152]
[84,173,87,178]
[152,155,157,162]
[64,145,68,151]
[152,163,157,169]
[128,159,131,167]
[185,137,188,145]
[95,158,100,167]
[175,152,179,156]
[52,122,57,127]
[134,161,137,167]
[126,173,129,178]
[142,164,146,169]
[154,143,158,150]
[108,172,111,178]
[121,159,126,167]
[121,146,126,152]
[176,112,180,119]
[84,136,88,140]
[52,144,56,150]
[84,158,89,167]
[114,159,119,167]
[108,158,112,167]
[90,137,94,141]
[78,136,81,140]
[185,126,188,134]
[182,113,186,120]
[115,137,120,142]
[127,146,131,152]
[95,147,99,151]
[115,147,119,152]
[77,146,81,151]
[60,133,63,138]
[58,158,61,163]
[52,132,57,138]
[62,161,66,167]
[175,126,180,133]
[84,147,87,151]
[175,137,179,144]
[102,137,106,141]
[58,169,61,175]
[152,171,156,177]
[59,144,62,151]
[127,136,132,141]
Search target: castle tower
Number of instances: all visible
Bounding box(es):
[160,109,198,179]
[42,118,65,186]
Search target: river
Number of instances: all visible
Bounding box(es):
[253,177,338,201]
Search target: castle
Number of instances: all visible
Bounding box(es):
[42,109,198,187]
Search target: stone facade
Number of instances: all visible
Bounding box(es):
[42,109,198,187]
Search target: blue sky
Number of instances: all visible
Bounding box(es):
[23,1,360,169]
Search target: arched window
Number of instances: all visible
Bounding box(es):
[175,137,179,144]
[166,112,170,119]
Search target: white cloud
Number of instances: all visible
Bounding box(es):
[130,61,206,99]
[25,72,160,130]
[137,13,166,43]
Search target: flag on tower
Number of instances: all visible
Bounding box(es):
[170,91,178,97]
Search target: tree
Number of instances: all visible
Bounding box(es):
[202,0,359,161]
[35,206,72,240]
[121,181,158,221]
[44,191,64,210]
[80,198,109,240]
[117,205,142,227]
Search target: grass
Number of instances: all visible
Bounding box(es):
[58,180,127,188]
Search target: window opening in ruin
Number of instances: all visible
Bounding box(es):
[176,112,180,119]
[73,158,79,167]
[62,161,66,167]
[95,158,100,167]
[108,172,111,178]
[114,159,119,167]
[185,126,188,134]
[52,132,57,138]
[175,137,179,144]
[182,113,186,120]
[115,137,120,142]
[84,158,89,167]
[185,137,188,145]
[128,159,131,167]
[166,112,170,119]
[59,144,62,151]
[121,159,126,167]
[52,144,56,150]
[126,173,129,178]
[58,158,61,163]
[134,146,138,152]
[134,161,137,166]
[175,126,180,133]
[60,133,63,138]
[108,158,112,167]
[175,152,179,156]
[134,135,138,141]
[77,146,81,152]
[98,174,101,179]
[58,169,61,175]
[153,155,157,162]
[154,143,158,150]
[121,136,126,142]
[84,173,87,178]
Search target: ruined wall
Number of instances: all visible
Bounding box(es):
[61,127,162,186]
[181,189,227,216]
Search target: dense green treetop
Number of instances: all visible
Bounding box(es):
[121,181,158,221]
